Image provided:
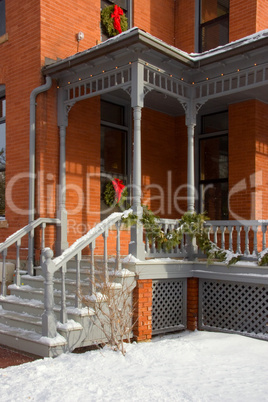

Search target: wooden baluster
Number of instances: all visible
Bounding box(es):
[213,226,218,246]
[262,224,267,251]
[228,226,234,252]
[90,240,96,295]
[60,263,67,324]
[42,248,57,338]
[220,226,225,250]
[1,249,7,296]
[236,226,242,254]
[102,229,109,284]
[244,226,250,256]
[75,251,81,309]
[15,239,21,287]
[40,222,46,266]
[116,221,122,272]
[252,225,258,256]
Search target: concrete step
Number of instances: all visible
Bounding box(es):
[8,284,76,306]
[0,295,94,321]
[21,274,91,293]
[0,322,68,357]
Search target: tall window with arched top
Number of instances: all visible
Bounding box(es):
[199,0,229,52]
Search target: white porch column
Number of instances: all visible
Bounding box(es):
[129,62,145,260]
[187,122,196,213]
[56,89,69,255]
[182,99,200,214]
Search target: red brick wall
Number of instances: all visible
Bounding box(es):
[133,279,152,341]
[133,0,175,46]
[0,1,41,255]
[187,277,199,331]
[229,0,257,42]
[175,0,196,53]
[229,100,268,221]
[256,0,268,31]
[141,108,187,219]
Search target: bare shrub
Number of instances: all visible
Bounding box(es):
[80,268,136,356]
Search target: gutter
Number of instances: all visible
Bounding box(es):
[28,76,52,275]
[29,76,52,224]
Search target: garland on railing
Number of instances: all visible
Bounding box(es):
[101,4,128,37]
[122,208,242,265]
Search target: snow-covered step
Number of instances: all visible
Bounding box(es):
[35,266,92,282]
[21,274,91,294]
[8,284,77,306]
[0,295,94,322]
[0,308,43,333]
[0,322,68,357]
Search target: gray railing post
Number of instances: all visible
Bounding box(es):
[75,251,81,309]
[28,229,34,276]
[262,223,267,251]
[116,221,122,272]
[1,249,7,296]
[60,263,67,324]
[41,248,57,338]
[103,228,109,284]
[15,239,21,287]
[90,240,96,294]
[40,222,46,266]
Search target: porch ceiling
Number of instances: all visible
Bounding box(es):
[43,28,268,114]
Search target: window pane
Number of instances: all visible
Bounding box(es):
[0,0,5,37]
[201,181,228,220]
[101,101,124,126]
[202,111,228,134]
[101,0,127,12]
[200,136,228,181]
[101,126,126,175]
[200,16,229,52]
[201,0,229,24]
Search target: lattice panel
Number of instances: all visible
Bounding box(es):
[200,279,268,339]
[152,279,186,335]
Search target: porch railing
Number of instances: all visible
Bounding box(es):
[0,217,60,296]
[41,210,131,338]
[145,218,268,259]
[204,220,268,257]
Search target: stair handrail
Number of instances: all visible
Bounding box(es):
[0,217,60,254]
[42,210,132,336]
[0,217,60,297]
[53,211,130,269]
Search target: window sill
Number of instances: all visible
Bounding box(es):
[0,33,8,44]
[0,219,8,228]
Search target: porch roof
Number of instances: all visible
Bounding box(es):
[42,27,268,116]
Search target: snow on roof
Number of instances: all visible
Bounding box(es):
[44,27,268,74]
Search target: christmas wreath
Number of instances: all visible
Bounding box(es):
[104,178,128,207]
[101,4,128,37]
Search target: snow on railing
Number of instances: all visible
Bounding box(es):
[0,217,60,297]
[41,210,132,338]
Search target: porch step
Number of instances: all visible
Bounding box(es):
[8,284,76,305]
[21,274,91,293]
[0,294,93,321]
[0,322,68,358]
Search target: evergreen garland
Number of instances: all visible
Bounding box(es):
[101,5,128,37]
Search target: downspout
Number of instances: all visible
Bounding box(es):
[28,76,52,275]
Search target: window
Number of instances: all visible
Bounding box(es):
[100,100,129,219]
[0,0,5,37]
[199,111,228,220]
[101,0,132,41]
[0,94,6,216]
[199,0,229,52]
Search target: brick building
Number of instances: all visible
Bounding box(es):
[0,0,268,259]
[0,1,268,355]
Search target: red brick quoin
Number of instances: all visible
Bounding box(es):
[133,279,152,341]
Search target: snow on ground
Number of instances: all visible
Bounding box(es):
[1,331,268,402]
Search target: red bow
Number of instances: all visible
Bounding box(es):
[112,178,125,202]
[111,5,124,34]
